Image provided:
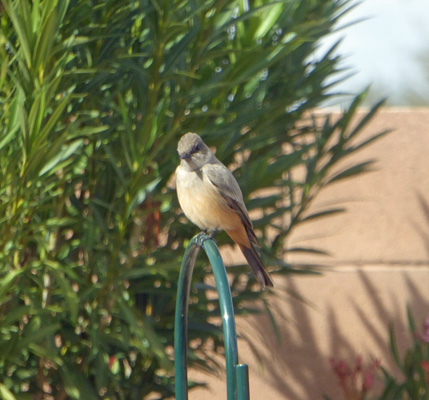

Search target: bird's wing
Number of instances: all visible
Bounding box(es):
[202,162,259,246]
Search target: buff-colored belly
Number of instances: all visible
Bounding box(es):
[176,170,241,231]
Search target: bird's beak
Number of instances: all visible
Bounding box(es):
[180,152,191,160]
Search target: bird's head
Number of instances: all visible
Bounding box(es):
[177,132,212,169]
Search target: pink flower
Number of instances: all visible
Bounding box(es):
[356,355,363,372]
[421,316,429,343]
[330,356,381,400]
[422,361,429,384]
[362,371,373,391]
[330,358,352,379]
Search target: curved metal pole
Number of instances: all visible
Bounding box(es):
[174,233,250,400]
[202,237,239,399]
[174,238,200,400]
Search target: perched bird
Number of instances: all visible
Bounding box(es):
[175,132,274,289]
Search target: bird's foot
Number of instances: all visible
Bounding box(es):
[196,230,217,247]
[195,231,209,247]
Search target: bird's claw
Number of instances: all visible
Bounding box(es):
[196,230,217,247]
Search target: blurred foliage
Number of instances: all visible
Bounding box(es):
[378,309,429,400]
[0,0,386,398]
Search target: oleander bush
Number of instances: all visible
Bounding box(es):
[0,0,386,398]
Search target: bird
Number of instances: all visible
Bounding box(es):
[175,132,274,289]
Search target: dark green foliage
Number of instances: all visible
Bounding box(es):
[0,0,385,398]
[378,309,429,400]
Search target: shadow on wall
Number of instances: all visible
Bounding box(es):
[244,270,428,400]
[243,191,429,399]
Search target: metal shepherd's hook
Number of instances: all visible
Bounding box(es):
[174,233,250,400]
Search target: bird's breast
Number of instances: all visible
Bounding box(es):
[176,167,241,231]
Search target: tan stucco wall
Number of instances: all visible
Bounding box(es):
[188,108,429,400]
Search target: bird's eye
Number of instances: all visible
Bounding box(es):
[193,144,200,153]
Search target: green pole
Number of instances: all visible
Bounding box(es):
[201,237,239,400]
[174,238,200,400]
[174,233,250,400]
[236,364,250,400]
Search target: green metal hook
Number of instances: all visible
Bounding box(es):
[174,233,250,400]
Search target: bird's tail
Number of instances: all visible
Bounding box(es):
[238,243,274,290]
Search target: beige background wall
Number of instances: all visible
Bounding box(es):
[188,108,429,400]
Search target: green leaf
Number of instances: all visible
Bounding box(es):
[286,247,331,256]
[2,0,32,68]
[48,264,79,323]
[0,383,17,400]
[38,140,83,177]
[60,362,99,400]
[32,6,58,74]
[35,93,71,145]
[253,3,283,39]
[301,208,345,223]
[389,324,403,371]
[164,27,199,73]
[406,306,416,336]
[0,269,24,303]
[20,323,61,349]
